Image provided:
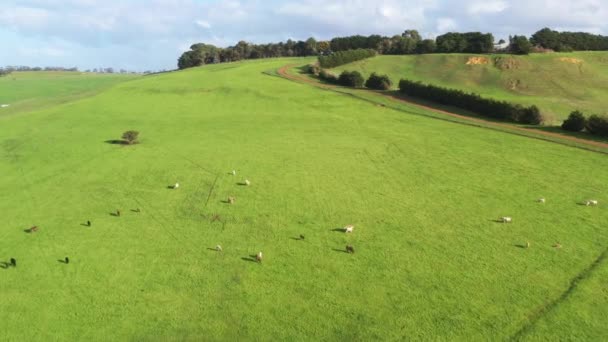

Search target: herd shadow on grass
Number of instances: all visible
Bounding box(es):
[241,255,259,263]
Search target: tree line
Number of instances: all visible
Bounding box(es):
[531,28,608,52]
[562,111,608,136]
[398,79,543,125]
[318,49,377,68]
[178,27,608,69]
[0,66,143,75]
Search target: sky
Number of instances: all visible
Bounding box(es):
[0,0,606,71]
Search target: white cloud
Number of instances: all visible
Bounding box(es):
[195,20,211,29]
[437,18,457,32]
[468,0,508,14]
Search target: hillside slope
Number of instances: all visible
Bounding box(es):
[0,58,607,340]
[0,71,138,118]
[332,52,608,123]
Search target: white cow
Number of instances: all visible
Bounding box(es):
[344,225,354,233]
[586,200,598,206]
[501,217,512,223]
[216,245,222,252]
[538,198,546,203]
[256,251,263,263]
[231,170,236,175]
[244,179,251,186]
[174,182,179,189]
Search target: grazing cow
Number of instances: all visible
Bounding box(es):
[116,210,121,217]
[231,170,236,176]
[65,257,70,264]
[344,225,354,233]
[538,198,546,203]
[28,226,39,233]
[346,245,355,254]
[228,196,235,204]
[244,179,251,186]
[216,245,222,252]
[299,234,305,240]
[87,220,91,227]
[526,241,530,249]
[553,242,562,249]
[256,252,263,263]
[501,217,512,223]
[174,183,179,189]
[586,200,598,206]
[10,258,16,267]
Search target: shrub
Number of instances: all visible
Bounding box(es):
[561,111,587,132]
[586,114,608,136]
[319,69,338,83]
[519,105,543,125]
[365,73,393,90]
[318,49,376,68]
[122,130,140,145]
[306,64,321,75]
[338,71,364,88]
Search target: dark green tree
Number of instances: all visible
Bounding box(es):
[561,111,587,132]
[509,35,532,54]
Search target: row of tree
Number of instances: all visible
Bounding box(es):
[0,66,143,74]
[178,27,608,69]
[318,49,376,68]
[562,111,608,136]
[531,28,608,52]
[398,79,543,124]
[315,68,394,91]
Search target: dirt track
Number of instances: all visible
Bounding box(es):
[277,64,608,151]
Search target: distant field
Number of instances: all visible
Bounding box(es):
[1,58,607,340]
[331,52,608,124]
[0,71,138,117]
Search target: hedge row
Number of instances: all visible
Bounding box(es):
[365,73,392,90]
[398,79,543,124]
[562,111,608,136]
[318,49,377,68]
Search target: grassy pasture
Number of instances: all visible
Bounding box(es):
[0,71,138,118]
[331,52,608,123]
[0,58,607,340]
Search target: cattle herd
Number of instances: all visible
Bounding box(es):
[3,174,601,269]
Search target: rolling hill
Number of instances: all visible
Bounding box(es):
[331,52,608,124]
[0,58,607,340]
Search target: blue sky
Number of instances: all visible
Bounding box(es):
[1,0,606,71]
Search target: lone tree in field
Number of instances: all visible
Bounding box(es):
[122,130,139,145]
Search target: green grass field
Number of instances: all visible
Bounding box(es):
[0,71,138,118]
[1,58,607,340]
[331,52,608,124]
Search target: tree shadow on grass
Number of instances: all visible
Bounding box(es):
[104,139,128,145]
[332,248,349,253]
